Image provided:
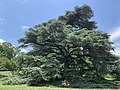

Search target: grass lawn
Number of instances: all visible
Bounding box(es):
[0,85,112,90]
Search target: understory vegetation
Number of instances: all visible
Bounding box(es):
[0,4,120,89]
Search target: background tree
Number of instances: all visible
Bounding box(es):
[0,42,20,72]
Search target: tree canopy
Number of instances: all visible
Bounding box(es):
[17,4,120,84]
[58,4,97,30]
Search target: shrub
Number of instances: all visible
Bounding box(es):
[1,75,28,85]
[68,76,120,88]
[19,56,62,85]
[40,57,61,81]
[20,67,43,84]
[0,57,17,74]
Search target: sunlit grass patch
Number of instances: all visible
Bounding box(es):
[0,85,113,90]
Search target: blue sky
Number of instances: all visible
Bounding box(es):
[0,0,120,54]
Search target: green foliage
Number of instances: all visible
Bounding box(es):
[40,56,61,81]
[0,42,21,72]
[67,29,113,70]
[0,57,9,70]
[112,59,120,80]
[18,5,117,80]
[16,55,42,69]
[58,4,97,30]
[21,67,43,84]
[1,75,27,85]
[2,59,17,72]
[20,56,61,84]
[0,57,17,74]
[68,76,120,88]
[0,42,20,60]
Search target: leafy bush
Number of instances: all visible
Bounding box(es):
[1,75,28,85]
[40,56,61,81]
[20,56,61,82]
[16,55,42,68]
[20,67,43,84]
[0,75,7,79]
[0,57,17,74]
[68,76,120,88]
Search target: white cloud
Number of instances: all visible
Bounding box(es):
[109,26,120,56]
[21,25,30,30]
[20,48,28,53]
[0,38,5,43]
[112,48,120,56]
[110,26,120,41]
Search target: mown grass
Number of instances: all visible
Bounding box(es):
[0,85,112,90]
